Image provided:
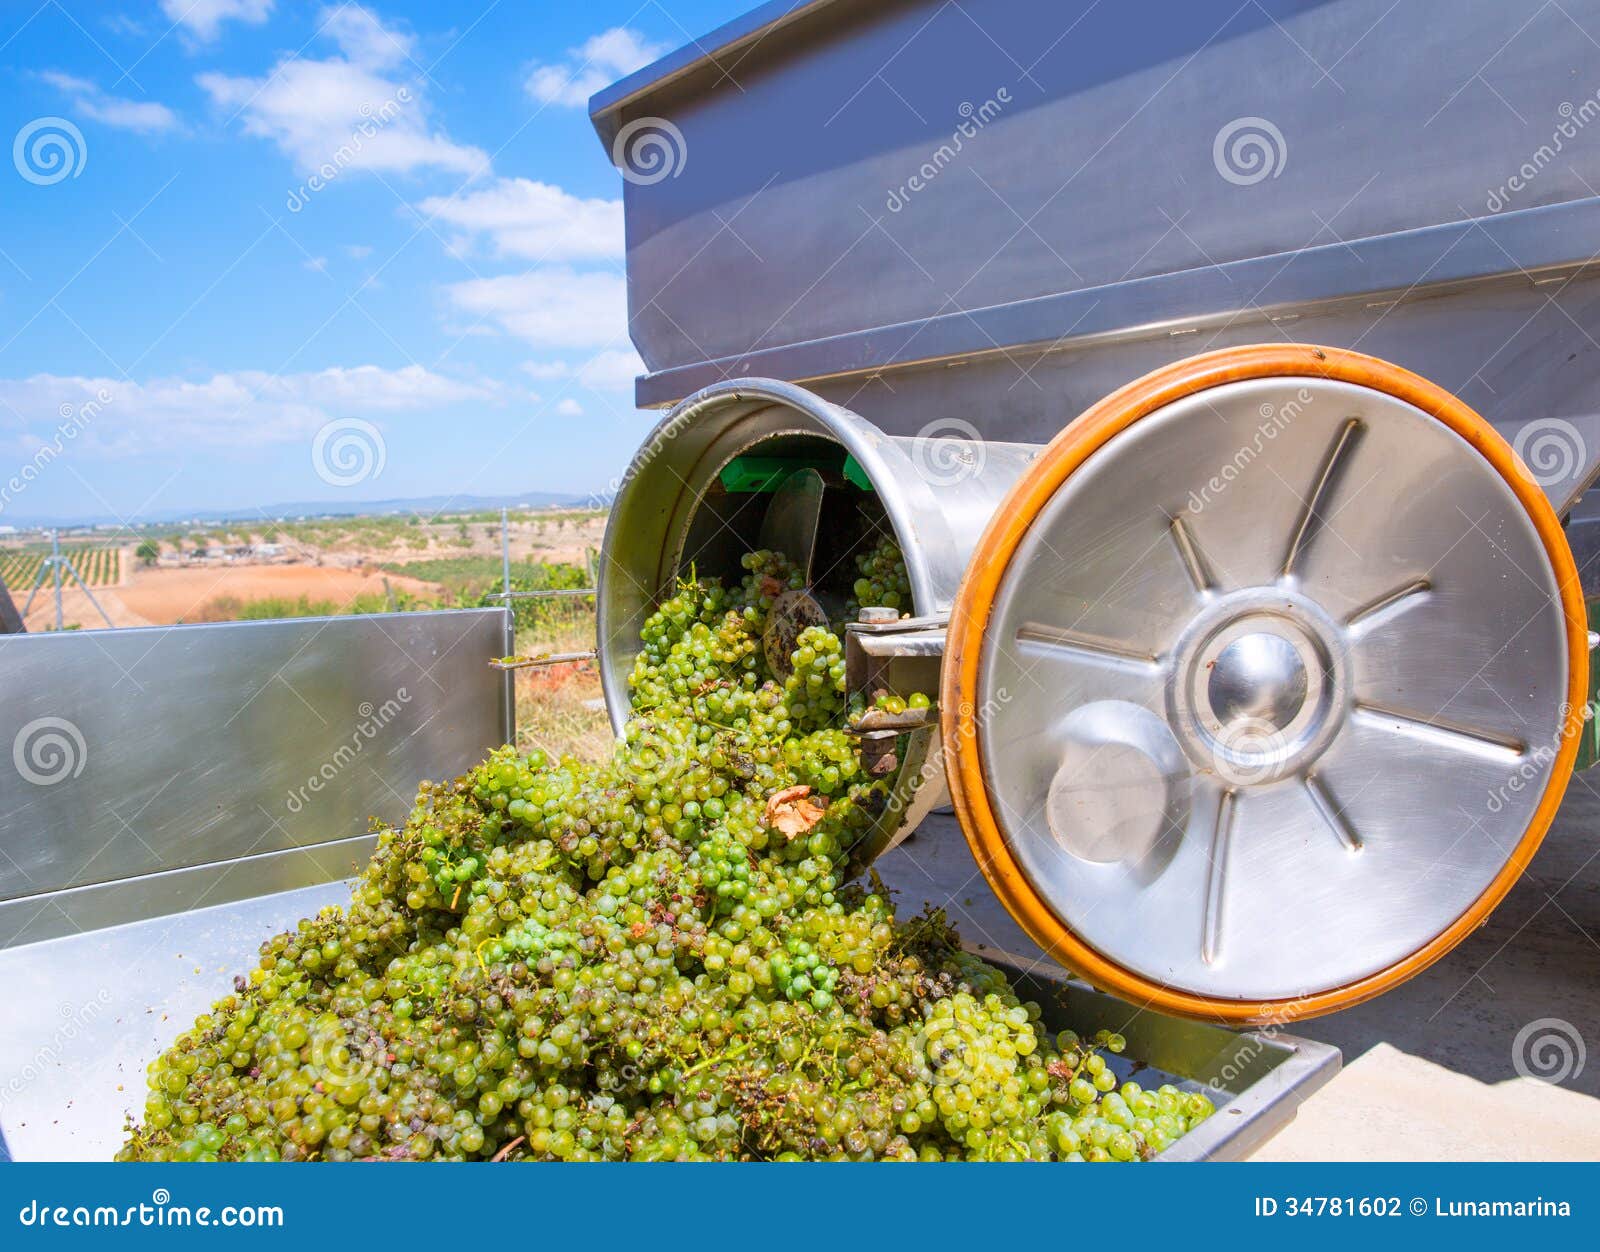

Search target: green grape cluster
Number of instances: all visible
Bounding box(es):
[849,534,913,614]
[1041,1030,1215,1161]
[117,538,1213,1164]
[768,934,840,1008]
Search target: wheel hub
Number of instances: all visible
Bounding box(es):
[1207,632,1306,732]
[1168,588,1347,789]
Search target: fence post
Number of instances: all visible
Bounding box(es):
[501,507,511,601]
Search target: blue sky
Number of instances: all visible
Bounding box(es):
[0,0,749,524]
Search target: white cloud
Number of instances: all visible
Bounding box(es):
[199,5,486,177]
[520,350,643,391]
[41,71,181,134]
[0,365,493,455]
[525,26,668,107]
[161,0,273,43]
[345,244,374,259]
[576,348,644,391]
[303,256,329,272]
[320,3,413,68]
[554,398,583,418]
[444,268,629,350]
[418,178,622,261]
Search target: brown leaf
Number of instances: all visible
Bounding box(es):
[764,784,827,837]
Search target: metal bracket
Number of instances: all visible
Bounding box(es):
[490,650,596,670]
[844,612,947,698]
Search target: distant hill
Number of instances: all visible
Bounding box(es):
[2,490,610,531]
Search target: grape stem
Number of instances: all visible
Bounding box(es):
[681,1040,751,1078]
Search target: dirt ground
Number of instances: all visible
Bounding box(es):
[22,562,440,630]
[5,509,608,632]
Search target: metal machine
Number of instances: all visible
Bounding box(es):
[590,0,1600,1022]
[6,0,1600,1161]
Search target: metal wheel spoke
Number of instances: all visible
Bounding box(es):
[1343,577,1430,631]
[1200,789,1237,966]
[1352,701,1525,762]
[1167,514,1215,594]
[1281,418,1364,577]
[1014,621,1161,672]
[1304,773,1362,852]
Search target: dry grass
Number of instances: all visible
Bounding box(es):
[511,614,614,764]
[514,661,614,764]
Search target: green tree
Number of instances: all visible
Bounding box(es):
[136,539,160,566]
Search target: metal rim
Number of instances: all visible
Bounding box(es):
[942,344,1588,1023]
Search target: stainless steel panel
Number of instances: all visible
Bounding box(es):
[595,0,1600,400]
[629,204,1600,414]
[0,837,376,950]
[0,878,353,1162]
[788,274,1600,519]
[0,610,512,945]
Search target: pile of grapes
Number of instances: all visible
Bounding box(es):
[118,539,1213,1162]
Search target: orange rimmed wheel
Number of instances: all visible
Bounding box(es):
[942,344,1587,1024]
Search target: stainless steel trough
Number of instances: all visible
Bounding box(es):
[0,878,1336,1161]
[0,612,513,1160]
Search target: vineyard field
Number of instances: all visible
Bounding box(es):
[0,545,122,590]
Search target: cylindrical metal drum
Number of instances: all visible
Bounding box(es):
[597,377,1040,857]
[598,378,1037,722]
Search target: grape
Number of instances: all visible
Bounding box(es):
[117,538,1205,1163]
[844,534,913,618]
